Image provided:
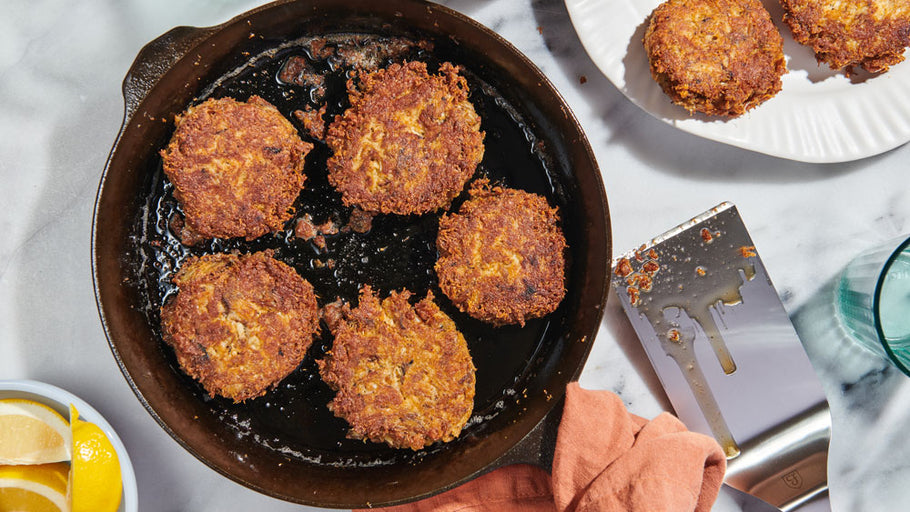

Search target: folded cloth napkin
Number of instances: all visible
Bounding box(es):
[362,382,726,512]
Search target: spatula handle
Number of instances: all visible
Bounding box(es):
[725,401,831,511]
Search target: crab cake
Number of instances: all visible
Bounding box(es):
[644,0,786,117]
[436,181,566,327]
[160,251,319,402]
[318,286,475,450]
[325,61,484,215]
[781,0,909,72]
[160,96,313,243]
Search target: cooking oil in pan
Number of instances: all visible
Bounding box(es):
[130,32,575,464]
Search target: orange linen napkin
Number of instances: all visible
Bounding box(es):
[363,382,726,512]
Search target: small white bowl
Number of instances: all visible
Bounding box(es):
[0,379,138,512]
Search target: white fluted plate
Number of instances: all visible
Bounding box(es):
[565,0,910,163]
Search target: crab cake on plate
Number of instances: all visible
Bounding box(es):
[160,96,313,244]
[781,0,910,72]
[318,286,475,450]
[436,180,566,327]
[644,0,786,117]
[160,250,319,402]
[325,61,484,215]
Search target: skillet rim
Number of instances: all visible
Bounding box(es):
[92,0,612,506]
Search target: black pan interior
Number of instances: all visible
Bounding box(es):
[137,30,569,461]
[95,0,609,507]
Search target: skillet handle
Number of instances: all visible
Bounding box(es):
[121,25,218,122]
[490,399,564,472]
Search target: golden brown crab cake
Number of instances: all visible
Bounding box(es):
[781,0,910,72]
[325,61,484,215]
[160,251,319,402]
[436,180,567,327]
[643,0,786,117]
[318,286,475,450]
[160,96,313,243]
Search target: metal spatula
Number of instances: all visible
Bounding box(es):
[611,202,830,511]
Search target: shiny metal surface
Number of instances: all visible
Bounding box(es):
[611,202,830,509]
[726,402,831,511]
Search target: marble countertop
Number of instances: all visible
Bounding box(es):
[2,0,908,510]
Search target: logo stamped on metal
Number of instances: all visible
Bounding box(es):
[782,470,803,489]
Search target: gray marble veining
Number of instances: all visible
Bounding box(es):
[2,0,908,510]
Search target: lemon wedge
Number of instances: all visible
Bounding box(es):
[0,462,70,512]
[0,399,71,465]
[69,405,121,512]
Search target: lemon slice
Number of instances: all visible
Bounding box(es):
[69,405,121,512]
[0,399,72,464]
[0,462,70,512]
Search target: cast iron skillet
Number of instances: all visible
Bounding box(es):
[92,0,610,507]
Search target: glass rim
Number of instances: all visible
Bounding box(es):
[873,234,910,377]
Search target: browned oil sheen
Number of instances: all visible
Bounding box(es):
[130,33,571,465]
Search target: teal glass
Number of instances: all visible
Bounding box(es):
[836,236,910,376]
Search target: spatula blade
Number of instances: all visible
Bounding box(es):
[611,202,829,510]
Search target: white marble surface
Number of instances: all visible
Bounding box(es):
[1,0,908,510]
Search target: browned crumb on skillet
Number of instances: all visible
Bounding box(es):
[643,0,786,117]
[318,286,476,450]
[279,35,434,91]
[325,61,485,215]
[160,250,319,403]
[436,180,567,327]
[160,96,313,244]
[293,104,328,140]
[345,207,374,234]
[781,0,910,72]
[279,55,326,100]
[332,36,433,71]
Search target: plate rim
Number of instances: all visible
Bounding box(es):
[564,0,910,163]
